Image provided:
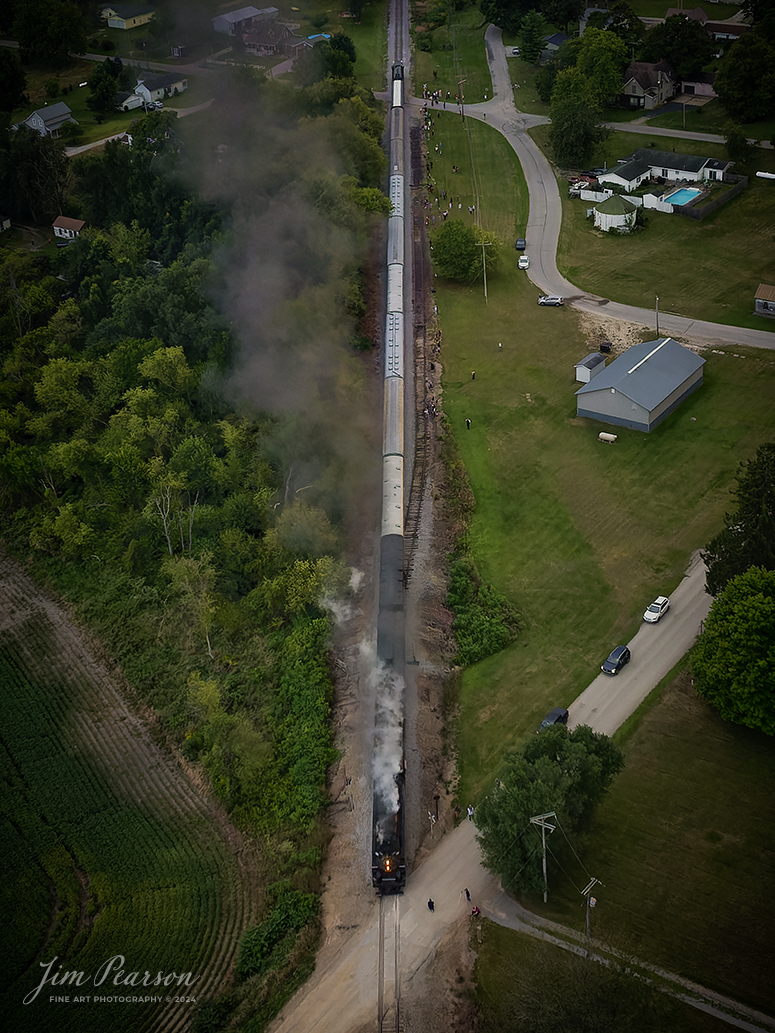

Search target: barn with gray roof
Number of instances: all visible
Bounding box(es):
[575,338,705,432]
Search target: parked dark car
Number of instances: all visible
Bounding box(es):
[536,707,569,733]
[601,645,631,676]
[515,237,526,251]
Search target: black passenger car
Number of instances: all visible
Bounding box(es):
[601,645,631,675]
[536,707,569,733]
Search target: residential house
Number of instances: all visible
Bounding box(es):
[243,23,294,56]
[100,4,155,30]
[15,102,77,139]
[542,32,568,53]
[596,158,652,192]
[622,59,676,109]
[52,216,86,245]
[213,6,278,34]
[134,73,188,104]
[575,338,705,432]
[601,149,732,186]
[705,21,749,42]
[680,71,717,98]
[593,194,638,233]
[0,215,11,232]
[754,284,775,317]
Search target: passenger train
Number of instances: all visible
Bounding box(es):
[373,60,408,895]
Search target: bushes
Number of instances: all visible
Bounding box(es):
[237,889,318,981]
[447,554,521,666]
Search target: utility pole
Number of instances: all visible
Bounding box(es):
[655,295,659,337]
[458,77,466,125]
[529,812,556,903]
[581,877,601,942]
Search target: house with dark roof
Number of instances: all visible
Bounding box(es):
[134,73,188,104]
[596,158,652,191]
[243,22,295,55]
[15,102,78,139]
[681,71,717,98]
[100,4,155,30]
[665,6,708,22]
[755,284,775,318]
[53,215,86,245]
[575,338,705,432]
[622,59,676,109]
[601,149,732,186]
[543,31,569,53]
[213,6,277,34]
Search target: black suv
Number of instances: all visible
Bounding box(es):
[601,645,631,676]
[536,707,569,733]
[515,237,526,251]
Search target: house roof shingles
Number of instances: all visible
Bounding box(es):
[756,284,775,303]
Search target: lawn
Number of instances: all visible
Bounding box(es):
[533,670,775,1014]
[475,920,736,1032]
[347,1,389,92]
[413,6,492,107]
[431,93,775,1016]
[646,98,775,145]
[534,125,775,330]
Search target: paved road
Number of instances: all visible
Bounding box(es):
[460,27,775,351]
[569,550,712,735]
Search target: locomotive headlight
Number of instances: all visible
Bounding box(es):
[385,858,393,872]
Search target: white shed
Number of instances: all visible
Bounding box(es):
[574,352,606,383]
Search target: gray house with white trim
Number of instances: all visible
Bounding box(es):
[575,338,705,432]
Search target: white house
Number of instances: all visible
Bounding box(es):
[607,148,732,185]
[134,73,188,104]
[52,216,86,244]
[575,338,705,432]
[597,158,651,191]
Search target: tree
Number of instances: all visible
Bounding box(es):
[702,442,775,596]
[576,27,628,105]
[549,67,607,167]
[714,33,775,122]
[639,15,715,80]
[691,567,775,736]
[725,123,753,165]
[87,58,120,113]
[13,0,88,67]
[589,1,644,48]
[478,0,538,35]
[520,10,545,65]
[0,49,27,111]
[431,220,478,281]
[476,725,624,895]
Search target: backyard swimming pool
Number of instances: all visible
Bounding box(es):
[665,187,702,205]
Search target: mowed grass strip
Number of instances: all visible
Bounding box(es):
[537,125,775,331]
[539,672,775,1014]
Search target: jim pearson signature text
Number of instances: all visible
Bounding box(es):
[24,956,200,1004]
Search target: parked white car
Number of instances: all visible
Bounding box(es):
[518,255,530,269]
[538,295,563,306]
[643,595,670,623]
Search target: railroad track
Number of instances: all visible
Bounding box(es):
[377,895,403,1033]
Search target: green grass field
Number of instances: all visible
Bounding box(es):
[430,105,775,1011]
[534,126,775,330]
[527,670,775,1014]
[413,7,492,107]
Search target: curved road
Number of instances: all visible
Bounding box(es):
[459,26,775,351]
[269,36,775,1033]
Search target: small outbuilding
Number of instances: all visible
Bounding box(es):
[754,283,775,317]
[575,337,705,432]
[593,194,637,233]
[574,352,606,383]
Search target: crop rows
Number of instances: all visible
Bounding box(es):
[0,554,261,1033]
